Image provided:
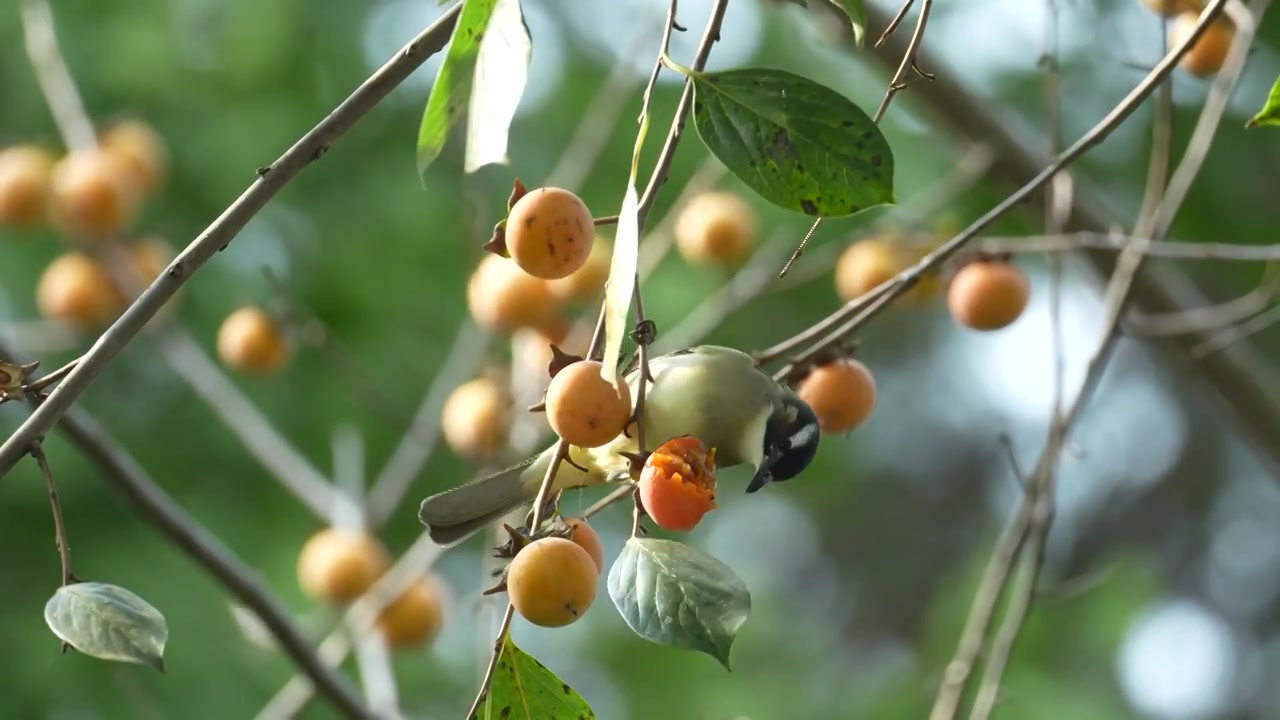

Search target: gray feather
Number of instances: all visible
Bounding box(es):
[418,457,540,547]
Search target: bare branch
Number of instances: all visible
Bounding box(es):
[760,0,1241,381]
[0,344,376,720]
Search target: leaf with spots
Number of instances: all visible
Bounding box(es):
[685,66,895,217]
[44,582,169,671]
[470,634,595,720]
[1246,74,1280,129]
[416,0,500,178]
[607,537,751,670]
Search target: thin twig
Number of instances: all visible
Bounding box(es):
[257,530,447,720]
[966,232,1280,262]
[791,0,936,270]
[0,3,465,479]
[367,321,493,528]
[157,328,337,519]
[770,142,995,292]
[875,0,916,49]
[758,0,1238,380]
[544,9,664,191]
[20,0,96,151]
[30,439,74,586]
[0,348,378,720]
[963,4,1267,716]
[657,229,795,354]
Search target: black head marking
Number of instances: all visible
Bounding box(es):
[746,394,821,493]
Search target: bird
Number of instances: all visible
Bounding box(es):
[418,344,821,547]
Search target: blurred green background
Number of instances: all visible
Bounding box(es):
[3,0,1280,718]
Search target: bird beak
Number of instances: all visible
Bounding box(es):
[745,444,781,494]
[746,465,772,494]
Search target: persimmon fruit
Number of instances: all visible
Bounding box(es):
[544,359,632,448]
[505,187,595,280]
[797,358,877,435]
[506,537,598,628]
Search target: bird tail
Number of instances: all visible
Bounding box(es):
[418,452,547,547]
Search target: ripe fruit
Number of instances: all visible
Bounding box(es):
[638,436,718,532]
[1140,0,1201,17]
[505,187,595,280]
[216,306,291,375]
[297,528,390,603]
[506,537,599,628]
[544,360,632,448]
[441,377,512,461]
[0,145,56,227]
[377,574,446,649]
[834,237,902,303]
[1170,12,1234,78]
[100,120,169,195]
[674,191,758,267]
[49,147,142,239]
[563,517,605,573]
[946,259,1031,331]
[35,252,125,330]
[547,237,611,302]
[797,358,877,435]
[466,254,559,333]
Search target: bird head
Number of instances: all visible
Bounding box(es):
[746,394,820,493]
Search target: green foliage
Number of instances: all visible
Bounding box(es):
[463,0,532,173]
[683,67,895,217]
[44,582,169,672]
[607,537,751,670]
[471,635,595,720]
[829,0,869,47]
[1246,74,1280,128]
[417,0,501,178]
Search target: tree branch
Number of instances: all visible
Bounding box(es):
[0,343,376,720]
[0,3,464,479]
[859,0,1280,479]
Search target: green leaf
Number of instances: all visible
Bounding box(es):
[1246,74,1280,128]
[686,67,895,217]
[471,634,596,720]
[607,537,751,670]
[417,0,500,179]
[44,582,169,671]
[600,111,647,385]
[463,0,532,173]
[829,0,868,47]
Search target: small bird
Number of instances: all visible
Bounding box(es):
[418,345,821,546]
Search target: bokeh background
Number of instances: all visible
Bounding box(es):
[3,0,1280,718]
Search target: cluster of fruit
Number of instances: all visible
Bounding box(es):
[297,528,446,648]
[0,122,173,331]
[444,185,761,464]
[1147,0,1237,78]
[0,119,294,377]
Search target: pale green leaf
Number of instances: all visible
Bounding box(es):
[463,0,532,173]
[686,66,895,217]
[1246,74,1280,128]
[45,582,169,671]
[829,0,868,47]
[600,115,647,384]
[417,0,500,178]
[470,634,596,719]
[607,537,751,670]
